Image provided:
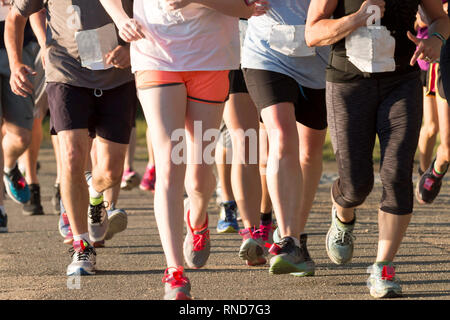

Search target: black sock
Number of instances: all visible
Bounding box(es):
[260,212,272,225]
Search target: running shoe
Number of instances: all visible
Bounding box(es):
[58,200,74,245]
[88,200,109,243]
[22,184,44,216]
[259,221,273,242]
[162,267,192,300]
[120,169,140,191]
[140,165,156,192]
[51,183,61,214]
[239,227,266,266]
[67,239,96,276]
[269,235,315,276]
[217,201,239,233]
[0,210,7,233]
[416,158,448,204]
[104,204,128,240]
[326,206,356,265]
[3,164,30,204]
[183,203,210,269]
[367,262,402,298]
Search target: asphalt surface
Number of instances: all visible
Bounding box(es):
[0,148,449,300]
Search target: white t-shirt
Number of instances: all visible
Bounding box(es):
[131,0,240,72]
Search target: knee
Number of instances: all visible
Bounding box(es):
[270,129,299,159]
[333,176,374,208]
[62,150,86,176]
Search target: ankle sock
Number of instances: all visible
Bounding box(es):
[73,233,91,246]
[260,212,272,225]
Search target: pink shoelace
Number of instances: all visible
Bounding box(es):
[162,267,189,288]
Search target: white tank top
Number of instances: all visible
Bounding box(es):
[131,0,240,72]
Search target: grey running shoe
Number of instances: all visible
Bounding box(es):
[66,240,96,276]
[183,202,210,269]
[162,267,192,300]
[367,262,402,298]
[104,204,128,240]
[88,201,109,243]
[326,206,356,265]
[269,235,315,276]
[239,227,266,266]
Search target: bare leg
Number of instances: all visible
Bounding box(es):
[138,85,187,268]
[223,93,261,229]
[376,211,412,262]
[418,90,439,173]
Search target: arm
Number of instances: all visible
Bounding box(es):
[99,0,145,42]
[407,0,450,65]
[305,0,386,47]
[29,9,46,49]
[4,6,36,97]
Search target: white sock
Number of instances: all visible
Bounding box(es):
[73,233,91,246]
[0,206,6,216]
[88,184,103,199]
[4,166,14,174]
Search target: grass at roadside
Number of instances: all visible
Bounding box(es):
[41,115,433,164]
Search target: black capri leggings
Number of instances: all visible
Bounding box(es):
[326,72,423,215]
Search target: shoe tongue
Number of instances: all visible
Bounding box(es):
[381,265,395,281]
[73,240,89,252]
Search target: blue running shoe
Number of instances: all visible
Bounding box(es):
[217,201,239,233]
[3,164,30,204]
[0,210,8,233]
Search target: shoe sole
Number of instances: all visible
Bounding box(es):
[67,267,95,276]
[217,225,238,234]
[0,227,8,233]
[269,256,315,276]
[121,177,140,191]
[22,209,44,216]
[105,212,128,240]
[415,179,433,205]
[239,239,266,266]
[370,287,402,299]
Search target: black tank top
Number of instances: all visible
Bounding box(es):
[327,0,421,82]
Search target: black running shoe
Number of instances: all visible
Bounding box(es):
[0,211,7,233]
[416,158,448,204]
[51,183,61,214]
[22,184,44,216]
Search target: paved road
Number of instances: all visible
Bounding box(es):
[0,148,449,300]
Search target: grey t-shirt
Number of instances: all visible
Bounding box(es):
[13,0,134,90]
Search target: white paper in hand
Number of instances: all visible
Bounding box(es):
[346,26,396,73]
[268,25,315,57]
[75,23,118,71]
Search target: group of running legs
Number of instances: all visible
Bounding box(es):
[0,0,449,301]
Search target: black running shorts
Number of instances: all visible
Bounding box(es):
[243,68,327,130]
[46,81,137,144]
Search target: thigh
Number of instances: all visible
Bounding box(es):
[326,81,378,183]
[96,81,137,145]
[137,84,188,166]
[185,99,224,166]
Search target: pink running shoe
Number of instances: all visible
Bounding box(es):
[162,267,192,300]
[239,227,266,266]
[120,169,140,191]
[139,165,156,192]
